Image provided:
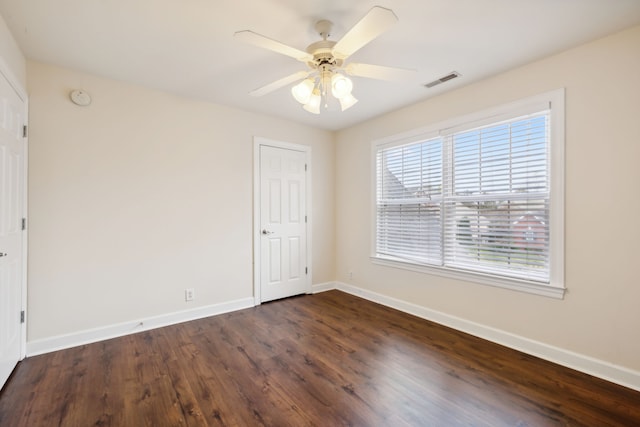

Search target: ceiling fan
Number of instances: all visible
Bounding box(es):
[234,6,414,114]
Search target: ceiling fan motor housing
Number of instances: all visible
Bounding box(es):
[306,40,343,69]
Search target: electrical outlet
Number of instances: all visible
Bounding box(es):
[185,288,195,302]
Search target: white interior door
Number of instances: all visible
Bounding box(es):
[0,69,26,389]
[258,143,309,302]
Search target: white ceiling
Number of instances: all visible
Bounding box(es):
[1,0,640,131]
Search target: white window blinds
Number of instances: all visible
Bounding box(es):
[376,110,551,284]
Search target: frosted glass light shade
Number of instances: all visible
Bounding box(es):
[331,73,353,99]
[303,89,321,114]
[291,79,315,104]
[339,93,358,111]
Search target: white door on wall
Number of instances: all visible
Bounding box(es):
[0,69,26,389]
[258,143,309,303]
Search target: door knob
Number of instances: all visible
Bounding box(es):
[262,229,274,235]
[0,252,7,257]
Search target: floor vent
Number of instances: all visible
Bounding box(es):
[424,71,461,88]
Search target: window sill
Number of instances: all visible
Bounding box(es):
[370,255,566,299]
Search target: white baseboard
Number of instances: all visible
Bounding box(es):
[311,281,337,294]
[26,297,255,356]
[27,282,640,392]
[27,282,337,356]
[321,282,640,392]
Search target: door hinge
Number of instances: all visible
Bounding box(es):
[305,267,308,275]
[21,218,26,230]
[305,215,307,223]
[23,125,27,138]
[304,163,307,171]
[20,311,25,323]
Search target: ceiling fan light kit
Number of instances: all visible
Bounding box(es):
[291,69,358,113]
[235,6,413,115]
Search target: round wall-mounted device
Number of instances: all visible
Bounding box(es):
[70,89,92,106]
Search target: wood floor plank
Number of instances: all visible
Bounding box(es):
[1,290,639,426]
[289,295,544,426]
[192,318,311,426]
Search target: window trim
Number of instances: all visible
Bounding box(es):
[370,89,565,299]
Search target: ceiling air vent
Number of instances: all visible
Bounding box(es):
[424,71,461,88]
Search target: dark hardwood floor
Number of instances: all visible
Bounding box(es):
[1,290,639,426]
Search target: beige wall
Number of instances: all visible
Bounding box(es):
[26,61,335,341]
[335,25,640,372]
[0,13,25,88]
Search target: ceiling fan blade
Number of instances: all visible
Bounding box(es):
[332,6,398,60]
[249,71,311,97]
[234,30,314,62]
[344,63,415,81]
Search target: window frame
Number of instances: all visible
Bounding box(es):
[370,89,565,299]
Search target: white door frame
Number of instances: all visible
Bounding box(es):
[253,137,312,305]
[0,56,28,361]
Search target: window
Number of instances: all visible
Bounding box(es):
[373,90,564,298]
